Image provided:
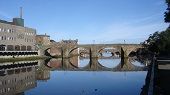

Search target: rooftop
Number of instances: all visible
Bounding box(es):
[36,34,50,37]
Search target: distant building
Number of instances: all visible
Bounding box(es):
[60,39,78,44]
[0,17,36,51]
[36,34,50,46]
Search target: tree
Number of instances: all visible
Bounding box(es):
[144,29,170,56]
[165,0,170,22]
[142,0,170,56]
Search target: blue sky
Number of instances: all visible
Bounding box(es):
[0,0,168,44]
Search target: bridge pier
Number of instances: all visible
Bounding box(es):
[120,47,135,69]
[89,58,99,70]
[121,47,129,58]
[89,46,98,58]
[121,47,129,65]
[121,57,129,68]
[61,58,75,69]
[61,47,70,58]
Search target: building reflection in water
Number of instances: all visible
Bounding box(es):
[36,60,50,81]
[0,61,38,95]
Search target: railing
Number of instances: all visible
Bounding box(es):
[140,55,157,95]
[147,56,156,95]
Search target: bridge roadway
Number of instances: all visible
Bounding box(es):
[78,44,141,47]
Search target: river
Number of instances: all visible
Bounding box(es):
[0,56,147,95]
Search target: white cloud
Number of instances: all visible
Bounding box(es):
[88,15,168,44]
[50,13,168,44]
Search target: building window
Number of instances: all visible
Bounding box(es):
[7,45,14,51]
[7,37,10,40]
[27,46,32,51]
[0,45,5,51]
[3,28,6,32]
[0,81,2,85]
[15,45,20,51]
[1,28,4,32]
[11,29,13,33]
[7,29,10,33]
[4,36,6,40]
[21,45,26,51]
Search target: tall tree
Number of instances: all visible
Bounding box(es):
[142,0,170,56]
[165,0,170,22]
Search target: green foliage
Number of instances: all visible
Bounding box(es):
[166,0,170,4]
[165,0,170,22]
[144,29,170,56]
[143,0,170,56]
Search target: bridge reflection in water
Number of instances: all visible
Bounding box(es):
[0,56,147,95]
[46,56,147,71]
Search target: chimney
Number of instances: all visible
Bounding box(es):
[20,7,23,18]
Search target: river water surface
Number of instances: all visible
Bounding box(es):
[0,56,147,95]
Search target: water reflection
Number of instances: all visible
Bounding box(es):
[101,52,113,57]
[37,60,50,81]
[98,58,120,68]
[45,56,147,71]
[78,58,90,67]
[0,56,148,95]
[46,58,62,69]
[0,61,38,95]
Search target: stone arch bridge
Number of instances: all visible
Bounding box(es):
[39,43,142,60]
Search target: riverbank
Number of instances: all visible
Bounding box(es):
[0,56,50,63]
[155,57,170,95]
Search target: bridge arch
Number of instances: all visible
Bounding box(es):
[69,58,90,69]
[69,47,90,58]
[98,46,121,58]
[43,47,62,57]
[49,47,62,56]
[127,47,142,57]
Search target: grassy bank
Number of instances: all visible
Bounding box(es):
[0,56,50,63]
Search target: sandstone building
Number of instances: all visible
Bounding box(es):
[0,17,36,51]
